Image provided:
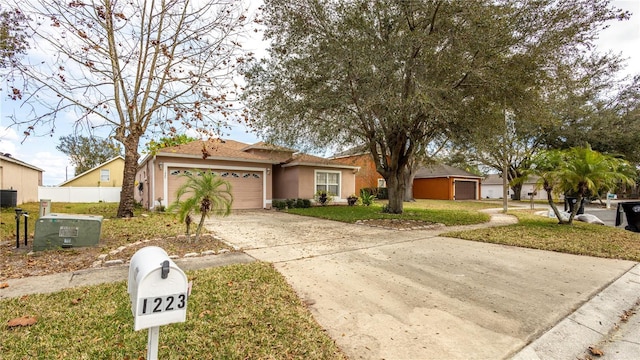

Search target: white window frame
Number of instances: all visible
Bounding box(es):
[377,178,387,188]
[100,169,110,182]
[315,170,341,198]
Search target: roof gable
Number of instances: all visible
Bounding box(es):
[0,153,44,172]
[58,156,124,186]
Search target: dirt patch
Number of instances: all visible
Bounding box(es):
[0,234,234,282]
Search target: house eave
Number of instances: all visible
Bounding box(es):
[281,162,359,170]
[155,152,280,165]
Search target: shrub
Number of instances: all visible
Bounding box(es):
[360,190,376,206]
[273,200,287,210]
[376,187,389,199]
[347,195,359,206]
[314,190,333,206]
[286,198,296,209]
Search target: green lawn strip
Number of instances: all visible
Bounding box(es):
[0,262,345,360]
[286,203,490,226]
[442,210,640,261]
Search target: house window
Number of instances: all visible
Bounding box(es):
[100,169,110,182]
[316,171,340,196]
[377,178,387,188]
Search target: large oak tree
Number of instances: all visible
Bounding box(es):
[244,0,628,213]
[7,0,251,217]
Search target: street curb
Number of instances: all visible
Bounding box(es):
[511,263,640,359]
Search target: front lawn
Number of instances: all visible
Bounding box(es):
[285,201,491,226]
[443,210,640,261]
[0,262,346,359]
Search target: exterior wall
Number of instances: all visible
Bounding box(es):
[332,154,381,194]
[135,160,153,208]
[0,160,42,204]
[273,166,357,201]
[273,166,300,199]
[62,158,125,187]
[413,178,451,200]
[481,183,549,200]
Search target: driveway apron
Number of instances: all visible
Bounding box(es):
[206,210,635,360]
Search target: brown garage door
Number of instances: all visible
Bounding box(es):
[167,168,263,209]
[454,180,476,200]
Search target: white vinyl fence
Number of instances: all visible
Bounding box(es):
[38,187,121,203]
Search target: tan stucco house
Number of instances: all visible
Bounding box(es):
[59,156,125,187]
[135,139,358,210]
[0,153,43,205]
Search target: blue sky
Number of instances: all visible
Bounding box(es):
[1,1,639,186]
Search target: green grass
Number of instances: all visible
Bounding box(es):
[0,262,346,360]
[286,201,491,226]
[443,210,640,261]
[2,202,186,246]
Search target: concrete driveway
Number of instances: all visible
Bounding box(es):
[206,210,635,359]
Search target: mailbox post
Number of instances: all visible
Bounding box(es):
[128,246,189,360]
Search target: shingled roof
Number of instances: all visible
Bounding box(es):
[154,138,356,168]
[414,164,482,179]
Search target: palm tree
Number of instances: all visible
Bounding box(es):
[532,145,636,225]
[558,145,636,224]
[168,170,233,241]
[530,149,565,220]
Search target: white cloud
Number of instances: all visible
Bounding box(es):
[595,1,640,77]
[28,151,75,186]
[0,127,20,156]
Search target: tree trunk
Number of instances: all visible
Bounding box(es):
[403,166,416,202]
[511,183,523,201]
[117,136,141,218]
[194,213,207,242]
[385,170,405,214]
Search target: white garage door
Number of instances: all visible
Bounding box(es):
[167,168,263,210]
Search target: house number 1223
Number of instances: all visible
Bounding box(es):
[138,294,187,316]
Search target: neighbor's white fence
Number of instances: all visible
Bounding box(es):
[38,186,121,203]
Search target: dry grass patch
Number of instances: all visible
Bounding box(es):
[443,210,640,261]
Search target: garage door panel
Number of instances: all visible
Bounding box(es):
[167,168,263,209]
[454,180,476,200]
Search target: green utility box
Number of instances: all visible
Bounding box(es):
[33,213,103,251]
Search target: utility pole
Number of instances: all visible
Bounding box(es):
[502,103,509,213]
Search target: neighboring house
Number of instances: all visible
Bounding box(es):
[135,139,358,210]
[59,156,125,187]
[0,153,44,205]
[413,164,482,200]
[331,151,385,195]
[481,174,550,200]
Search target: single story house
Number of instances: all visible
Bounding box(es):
[59,156,125,187]
[481,174,549,200]
[0,153,44,205]
[135,139,358,210]
[413,164,482,200]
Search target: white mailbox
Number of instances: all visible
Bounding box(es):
[128,246,188,331]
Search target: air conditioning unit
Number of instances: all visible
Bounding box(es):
[33,213,103,251]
